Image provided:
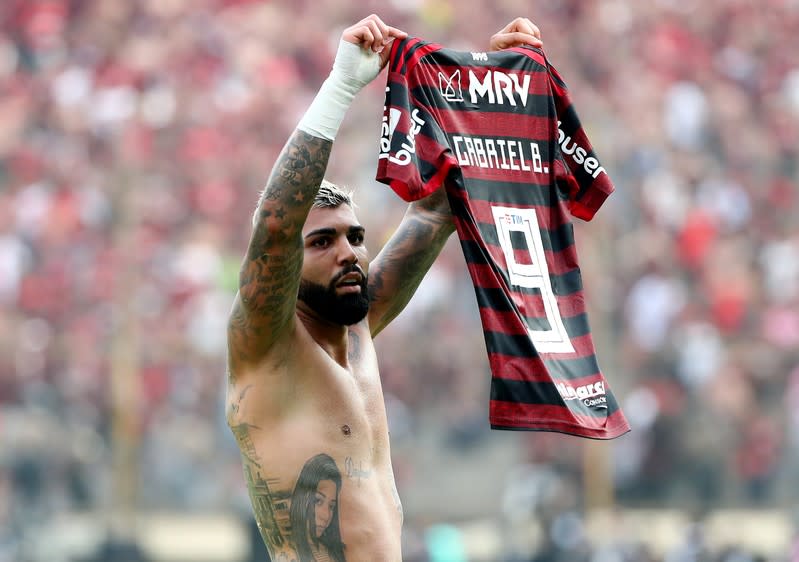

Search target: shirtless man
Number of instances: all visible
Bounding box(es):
[226,14,543,562]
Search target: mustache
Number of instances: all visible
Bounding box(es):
[331,264,367,285]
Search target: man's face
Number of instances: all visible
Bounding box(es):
[299,205,370,326]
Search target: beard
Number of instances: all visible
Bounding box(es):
[298,266,370,326]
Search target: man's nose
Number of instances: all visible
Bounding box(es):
[337,238,358,264]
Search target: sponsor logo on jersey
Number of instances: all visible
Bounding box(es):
[438,69,463,102]
[379,90,426,167]
[557,121,606,178]
[468,69,530,107]
[556,381,608,409]
[471,52,488,62]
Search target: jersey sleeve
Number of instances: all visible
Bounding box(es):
[376,45,456,202]
[547,60,614,221]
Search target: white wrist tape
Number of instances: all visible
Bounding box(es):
[297,40,382,141]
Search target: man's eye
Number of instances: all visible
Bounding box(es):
[350,234,364,245]
[313,238,330,247]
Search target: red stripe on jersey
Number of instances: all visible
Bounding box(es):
[481,312,529,336]
[387,155,456,201]
[509,46,547,67]
[436,111,553,140]
[465,262,509,289]
[377,148,454,203]
[405,41,443,74]
[487,353,602,383]
[424,154,456,196]
[487,353,550,381]
[568,187,612,221]
[478,294,588,327]
[489,401,630,439]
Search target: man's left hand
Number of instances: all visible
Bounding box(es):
[489,17,543,51]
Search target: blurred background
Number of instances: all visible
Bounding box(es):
[1,0,798,560]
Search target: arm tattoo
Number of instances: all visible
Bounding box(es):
[369,209,453,333]
[230,130,332,359]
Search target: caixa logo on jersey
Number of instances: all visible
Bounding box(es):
[379,87,425,167]
[556,381,608,409]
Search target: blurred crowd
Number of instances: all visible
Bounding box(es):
[1,0,798,560]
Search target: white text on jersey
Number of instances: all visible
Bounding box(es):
[556,381,608,409]
[557,121,606,178]
[452,134,547,175]
[379,102,426,167]
[468,70,530,107]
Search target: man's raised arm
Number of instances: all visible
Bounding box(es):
[367,188,455,337]
[228,131,330,362]
[228,15,407,365]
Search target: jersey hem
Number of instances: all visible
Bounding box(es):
[489,417,631,440]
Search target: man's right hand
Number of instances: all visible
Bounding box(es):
[341,14,407,70]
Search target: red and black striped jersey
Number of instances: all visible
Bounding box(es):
[376,37,630,439]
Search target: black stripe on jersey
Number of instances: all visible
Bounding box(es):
[475,282,583,312]
[542,353,602,382]
[421,49,479,69]
[490,378,558,405]
[487,308,591,340]
[411,84,556,116]
[417,152,443,187]
[390,38,412,74]
[415,123,453,181]
[489,48,547,73]
[422,48,547,75]
[401,40,429,76]
[453,46,547,69]
[556,105,582,147]
[490,379,612,417]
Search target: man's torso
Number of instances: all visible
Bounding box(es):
[227,321,402,562]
